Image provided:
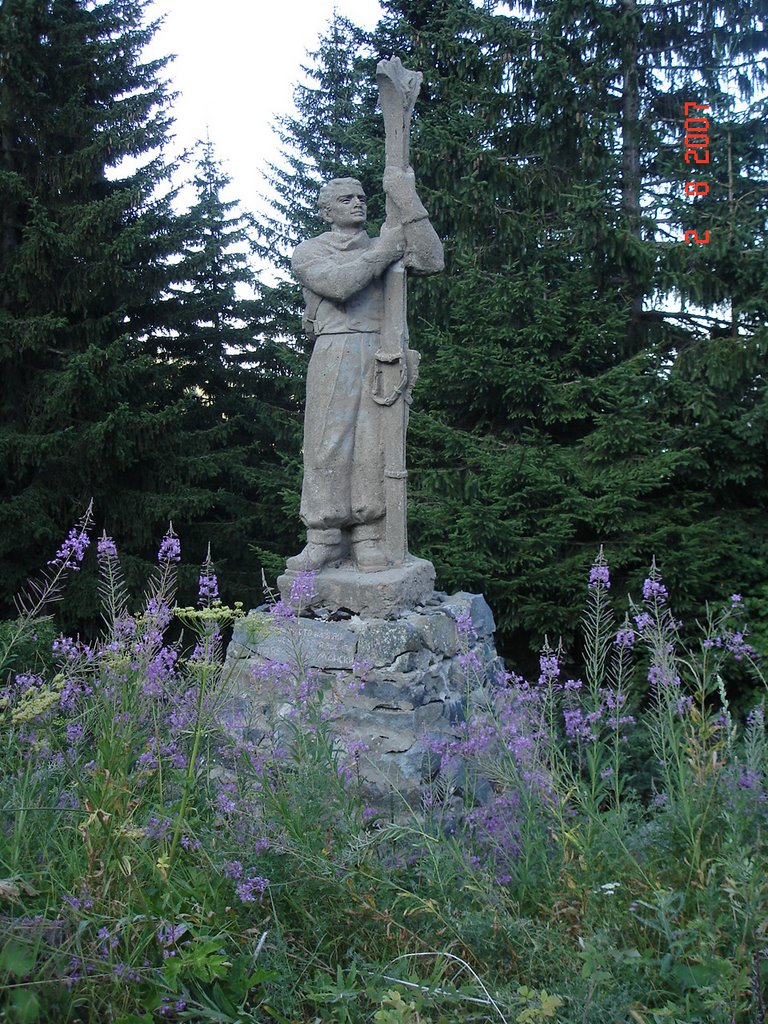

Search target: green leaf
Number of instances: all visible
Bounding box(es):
[0,942,36,978]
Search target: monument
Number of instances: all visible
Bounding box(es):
[225,59,504,812]
[277,57,443,618]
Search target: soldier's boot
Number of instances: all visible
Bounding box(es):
[285,528,344,572]
[351,522,387,572]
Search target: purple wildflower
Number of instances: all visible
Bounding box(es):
[142,647,178,698]
[725,631,755,661]
[289,570,317,604]
[642,577,669,603]
[97,534,118,561]
[588,564,611,589]
[48,525,91,570]
[198,571,219,605]
[538,652,560,686]
[455,610,476,641]
[235,875,269,903]
[458,648,483,673]
[614,627,635,648]
[145,816,174,841]
[156,922,187,949]
[270,598,296,623]
[564,707,600,742]
[676,695,693,716]
[648,664,681,688]
[738,769,763,791]
[634,611,653,631]
[157,529,181,563]
[223,860,243,880]
[747,706,764,729]
[730,593,743,605]
[112,963,141,982]
[65,722,84,745]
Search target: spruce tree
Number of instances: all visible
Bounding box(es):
[256,0,768,658]
[0,0,279,620]
[165,139,302,599]
[0,0,179,615]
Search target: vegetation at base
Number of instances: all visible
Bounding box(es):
[1,519,766,1022]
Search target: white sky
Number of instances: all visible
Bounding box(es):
[147,0,384,218]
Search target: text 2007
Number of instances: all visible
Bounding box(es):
[683,102,710,245]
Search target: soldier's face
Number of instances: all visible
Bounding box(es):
[326,188,367,228]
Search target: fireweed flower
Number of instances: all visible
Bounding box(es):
[725,630,755,661]
[157,530,181,563]
[642,577,669,603]
[676,695,694,716]
[142,647,178,698]
[588,564,611,589]
[614,627,636,648]
[270,598,296,623]
[455,610,476,641]
[198,570,219,606]
[97,534,118,561]
[648,664,681,689]
[48,525,91,569]
[538,652,560,687]
[290,570,317,604]
[458,648,483,674]
[634,611,653,631]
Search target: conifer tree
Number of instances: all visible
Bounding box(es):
[166,140,302,598]
[0,0,185,614]
[0,0,292,619]
[257,0,768,657]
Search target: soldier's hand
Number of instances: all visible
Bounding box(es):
[379,221,406,260]
[383,166,417,207]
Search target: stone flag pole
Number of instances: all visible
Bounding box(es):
[373,57,423,567]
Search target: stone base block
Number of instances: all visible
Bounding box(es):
[222,590,506,816]
[277,556,436,619]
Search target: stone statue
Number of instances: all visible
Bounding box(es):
[285,58,443,584]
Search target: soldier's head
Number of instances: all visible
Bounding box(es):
[318,177,367,229]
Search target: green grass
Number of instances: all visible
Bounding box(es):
[0,532,766,1023]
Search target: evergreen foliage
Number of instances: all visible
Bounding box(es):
[165,139,303,600]
[0,2,299,620]
[0,0,189,616]
[260,0,768,662]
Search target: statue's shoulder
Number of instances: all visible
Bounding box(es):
[293,231,335,262]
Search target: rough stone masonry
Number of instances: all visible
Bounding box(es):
[222,590,505,812]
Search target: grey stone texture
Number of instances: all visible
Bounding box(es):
[277,555,435,619]
[223,590,503,814]
[286,159,443,580]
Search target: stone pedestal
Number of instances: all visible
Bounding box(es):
[222,591,505,813]
[277,556,436,619]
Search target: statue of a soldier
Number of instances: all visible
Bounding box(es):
[286,60,443,577]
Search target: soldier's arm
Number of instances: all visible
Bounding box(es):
[292,234,404,303]
[383,167,444,275]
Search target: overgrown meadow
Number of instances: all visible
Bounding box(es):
[1,507,766,1024]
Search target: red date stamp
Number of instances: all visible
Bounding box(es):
[683,102,710,245]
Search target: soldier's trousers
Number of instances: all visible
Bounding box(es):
[299,332,385,530]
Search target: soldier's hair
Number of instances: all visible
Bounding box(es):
[318,177,366,220]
